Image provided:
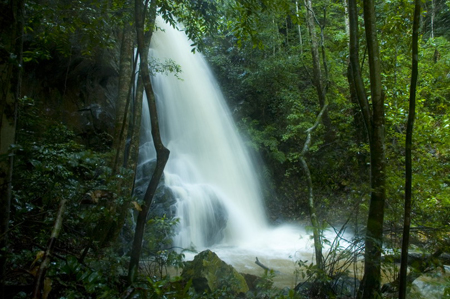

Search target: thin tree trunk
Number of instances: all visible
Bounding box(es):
[361,0,386,298]
[348,0,372,142]
[299,102,329,270]
[0,1,24,297]
[295,1,304,56]
[348,0,386,297]
[303,0,332,134]
[32,199,66,299]
[129,30,152,176]
[343,0,349,38]
[399,1,420,298]
[112,23,134,175]
[123,52,139,170]
[128,0,170,283]
[430,0,435,39]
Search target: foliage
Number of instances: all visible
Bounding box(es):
[4,96,134,297]
[158,0,222,51]
[23,0,126,60]
[204,0,369,222]
[141,216,184,278]
[4,0,450,297]
[295,223,363,298]
[204,0,450,274]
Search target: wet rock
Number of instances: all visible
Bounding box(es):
[332,275,360,298]
[134,159,177,219]
[409,265,450,299]
[201,192,228,246]
[182,250,249,295]
[134,159,230,248]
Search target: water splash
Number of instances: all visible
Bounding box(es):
[136,19,356,288]
[140,17,267,250]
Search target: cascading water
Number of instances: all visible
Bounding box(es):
[139,17,267,250]
[135,17,316,285]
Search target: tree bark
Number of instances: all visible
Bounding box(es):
[303,0,332,134]
[128,30,152,178]
[348,0,372,142]
[299,102,329,271]
[112,23,135,175]
[32,199,67,299]
[360,1,386,298]
[295,1,304,56]
[0,0,24,297]
[430,0,435,39]
[348,0,386,297]
[399,1,420,298]
[128,0,170,283]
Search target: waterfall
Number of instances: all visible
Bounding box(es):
[137,17,267,250]
[135,19,354,285]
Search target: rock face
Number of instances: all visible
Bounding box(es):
[134,159,229,246]
[409,266,450,299]
[22,49,118,149]
[134,159,177,219]
[182,250,249,295]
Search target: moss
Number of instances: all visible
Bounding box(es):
[182,250,249,294]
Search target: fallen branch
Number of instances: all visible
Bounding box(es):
[255,257,270,272]
[255,257,281,274]
[32,199,66,299]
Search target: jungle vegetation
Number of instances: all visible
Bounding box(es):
[1,0,449,298]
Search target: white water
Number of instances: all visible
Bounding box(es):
[138,17,318,285]
[147,17,269,250]
[136,19,448,295]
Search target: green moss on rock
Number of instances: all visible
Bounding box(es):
[182,250,249,295]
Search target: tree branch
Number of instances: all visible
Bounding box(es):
[32,199,66,299]
[128,0,170,283]
[399,1,420,298]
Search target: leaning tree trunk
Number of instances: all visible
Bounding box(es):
[127,0,170,283]
[128,29,152,177]
[112,22,135,175]
[32,199,67,299]
[399,1,420,298]
[0,0,24,297]
[299,102,329,271]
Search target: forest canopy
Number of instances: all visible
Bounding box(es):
[1,0,449,298]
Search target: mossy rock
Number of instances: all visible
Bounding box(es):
[182,250,249,295]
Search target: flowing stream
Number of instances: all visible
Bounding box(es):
[136,17,317,287]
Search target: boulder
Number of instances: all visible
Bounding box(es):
[241,273,261,292]
[182,250,249,295]
[134,159,177,219]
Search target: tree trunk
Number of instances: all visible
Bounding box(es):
[112,23,134,175]
[361,0,386,298]
[303,0,332,134]
[295,1,304,56]
[128,0,170,283]
[430,0,435,39]
[399,1,420,298]
[299,102,329,271]
[0,0,24,297]
[32,199,67,299]
[348,0,372,142]
[348,0,386,297]
[128,30,152,178]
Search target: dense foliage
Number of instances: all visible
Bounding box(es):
[1,0,449,298]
